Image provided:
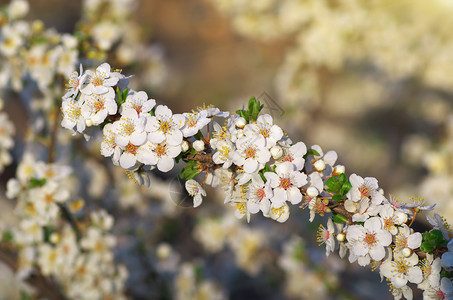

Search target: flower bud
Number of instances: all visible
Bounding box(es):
[314,160,326,172]
[193,140,205,152]
[236,129,244,139]
[235,117,246,129]
[336,233,345,242]
[333,165,345,175]
[50,233,60,244]
[156,243,171,260]
[270,146,283,160]
[32,20,44,33]
[306,186,319,198]
[401,247,412,257]
[85,118,94,127]
[181,140,189,152]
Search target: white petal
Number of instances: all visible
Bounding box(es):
[130,131,147,146]
[407,267,423,284]
[243,159,258,173]
[287,187,302,205]
[119,153,136,169]
[407,233,422,249]
[369,246,385,261]
[157,157,174,172]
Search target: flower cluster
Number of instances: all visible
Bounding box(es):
[5,153,127,299]
[0,99,15,173]
[61,63,453,299]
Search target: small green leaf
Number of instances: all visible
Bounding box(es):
[179,161,201,180]
[420,240,436,253]
[332,213,349,224]
[116,86,127,106]
[28,178,47,189]
[2,231,13,243]
[122,88,129,101]
[325,177,342,193]
[303,148,321,159]
[332,194,344,202]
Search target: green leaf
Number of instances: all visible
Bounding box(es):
[332,194,344,202]
[179,161,201,180]
[28,178,47,189]
[116,86,126,106]
[332,213,349,224]
[149,107,155,117]
[236,109,249,122]
[2,231,13,243]
[325,177,342,193]
[303,148,321,159]
[122,88,129,101]
[420,240,436,253]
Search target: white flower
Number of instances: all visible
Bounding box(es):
[317,218,341,256]
[423,278,453,300]
[0,25,23,57]
[232,135,271,173]
[181,110,211,137]
[121,90,156,116]
[146,105,185,146]
[61,98,86,133]
[112,109,147,147]
[379,204,408,235]
[393,225,422,253]
[346,217,392,261]
[8,0,29,20]
[277,141,307,170]
[427,213,450,240]
[63,65,88,99]
[381,252,423,288]
[418,256,441,291]
[264,161,307,206]
[136,141,181,172]
[347,174,385,205]
[185,180,206,208]
[246,182,272,215]
[243,114,283,147]
[441,239,453,268]
[268,202,290,223]
[212,139,235,168]
[81,88,117,125]
[100,124,121,166]
[81,63,122,95]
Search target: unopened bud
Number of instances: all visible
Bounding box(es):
[333,165,345,175]
[270,146,283,160]
[235,117,246,128]
[50,233,60,244]
[401,247,412,257]
[336,233,345,242]
[236,129,244,139]
[85,118,94,127]
[314,160,326,172]
[193,140,205,152]
[306,186,319,198]
[32,20,44,33]
[181,140,189,152]
[156,243,171,260]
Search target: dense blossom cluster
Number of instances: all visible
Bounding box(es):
[5,153,127,299]
[62,63,453,299]
[0,99,15,173]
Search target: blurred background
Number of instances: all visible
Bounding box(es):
[1,0,453,299]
